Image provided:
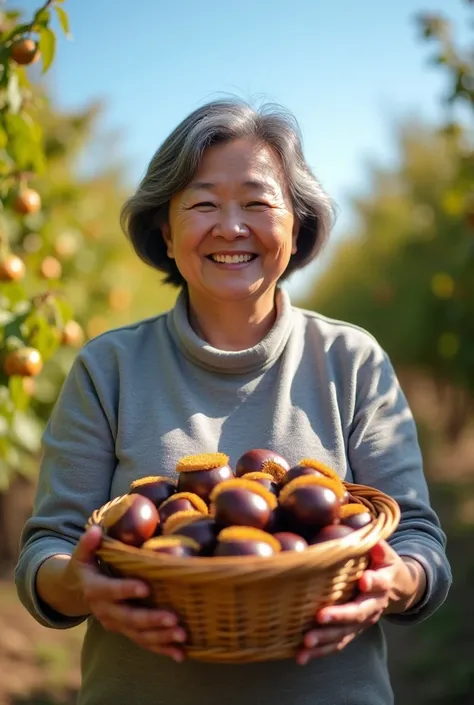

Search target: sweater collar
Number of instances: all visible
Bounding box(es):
[167,287,294,375]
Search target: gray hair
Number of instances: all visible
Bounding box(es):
[121,98,336,287]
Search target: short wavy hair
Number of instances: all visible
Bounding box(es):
[120,98,336,287]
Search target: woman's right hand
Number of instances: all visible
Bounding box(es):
[64,525,186,662]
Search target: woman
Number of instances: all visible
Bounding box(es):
[15,99,451,705]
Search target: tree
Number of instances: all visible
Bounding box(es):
[0,4,176,491]
[303,2,474,442]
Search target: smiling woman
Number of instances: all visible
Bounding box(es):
[15,98,451,705]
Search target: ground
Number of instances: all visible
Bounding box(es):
[0,580,83,705]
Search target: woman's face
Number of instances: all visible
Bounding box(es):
[162,137,298,304]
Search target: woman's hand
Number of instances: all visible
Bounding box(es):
[297,540,426,665]
[64,525,186,663]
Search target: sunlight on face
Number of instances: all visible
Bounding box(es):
[162,137,298,305]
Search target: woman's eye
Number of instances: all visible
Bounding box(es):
[246,201,269,208]
[192,202,216,210]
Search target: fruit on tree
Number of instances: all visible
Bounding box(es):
[0,254,26,282]
[62,320,85,348]
[13,188,42,216]
[39,256,62,280]
[3,347,43,377]
[10,38,40,66]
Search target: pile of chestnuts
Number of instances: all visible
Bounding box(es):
[100,449,374,558]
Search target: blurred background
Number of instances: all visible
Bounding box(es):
[0,0,473,703]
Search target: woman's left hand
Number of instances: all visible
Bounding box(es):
[297,540,426,665]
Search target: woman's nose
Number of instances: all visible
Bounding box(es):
[211,208,249,240]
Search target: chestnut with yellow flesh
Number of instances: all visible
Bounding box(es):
[340,503,373,529]
[235,449,289,482]
[158,492,208,525]
[243,471,279,496]
[273,531,308,552]
[176,452,234,502]
[129,475,176,508]
[142,535,200,557]
[279,475,343,534]
[214,526,281,557]
[210,478,277,531]
[164,510,217,556]
[309,524,355,545]
[102,494,159,547]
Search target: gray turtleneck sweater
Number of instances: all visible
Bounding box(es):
[15,288,451,705]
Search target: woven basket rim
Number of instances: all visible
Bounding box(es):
[87,482,400,578]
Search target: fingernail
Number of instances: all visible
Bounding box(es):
[306,633,319,648]
[319,614,332,623]
[162,615,176,627]
[173,629,185,642]
[298,652,310,666]
[134,585,148,597]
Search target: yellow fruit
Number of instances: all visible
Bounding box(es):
[62,320,85,348]
[13,189,41,216]
[39,256,62,280]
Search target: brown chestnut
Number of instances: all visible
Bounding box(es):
[309,524,355,544]
[235,449,289,483]
[158,492,208,526]
[210,478,277,531]
[102,494,159,547]
[281,458,343,490]
[176,452,234,502]
[214,526,281,557]
[164,510,218,556]
[142,535,200,557]
[128,475,176,508]
[279,476,343,534]
[243,471,279,496]
[273,531,308,552]
[340,503,373,530]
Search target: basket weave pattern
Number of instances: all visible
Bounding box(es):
[88,482,400,663]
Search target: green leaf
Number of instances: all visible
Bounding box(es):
[54,5,71,38]
[35,9,51,28]
[6,72,22,114]
[9,375,30,412]
[0,126,7,149]
[24,312,61,362]
[4,112,44,172]
[39,27,56,74]
[11,411,42,453]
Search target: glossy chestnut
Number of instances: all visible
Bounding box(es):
[165,511,218,556]
[176,453,234,503]
[142,535,200,557]
[102,494,159,547]
[279,476,342,533]
[210,478,277,531]
[235,449,289,482]
[214,526,280,557]
[340,504,373,530]
[273,531,308,552]
[309,524,355,544]
[158,492,208,526]
[128,476,176,508]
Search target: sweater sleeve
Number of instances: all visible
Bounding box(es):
[347,344,452,625]
[14,345,117,630]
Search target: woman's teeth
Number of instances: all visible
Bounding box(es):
[210,254,254,264]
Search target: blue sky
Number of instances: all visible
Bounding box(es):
[12,0,468,295]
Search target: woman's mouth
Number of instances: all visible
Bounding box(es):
[207,253,257,266]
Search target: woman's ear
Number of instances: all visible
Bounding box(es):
[291,217,300,255]
[161,222,174,259]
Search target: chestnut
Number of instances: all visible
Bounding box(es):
[340,503,373,530]
[128,475,176,508]
[281,458,343,491]
[309,524,355,545]
[235,449,289,483]
[158,492,208,526]
[214,526,281,557]
[164,510,217,556]
[273,531,308,552]
[210,478,277,531]
[279,476,343,534]
[176,452,234,502]
[243,471,279,496]
[102,494,159,547]
[142,535,200,557]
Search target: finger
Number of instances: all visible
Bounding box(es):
[369,540,398,569]
[95,603,178,631]
[127,627,187,647]
[318,595,386,625]
[359,568,392,593]
[83,573,149,604]
[297,635,355,665]
[74,526,104,564]
[304,626,356,648]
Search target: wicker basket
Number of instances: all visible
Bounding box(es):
[87,482,399,663]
